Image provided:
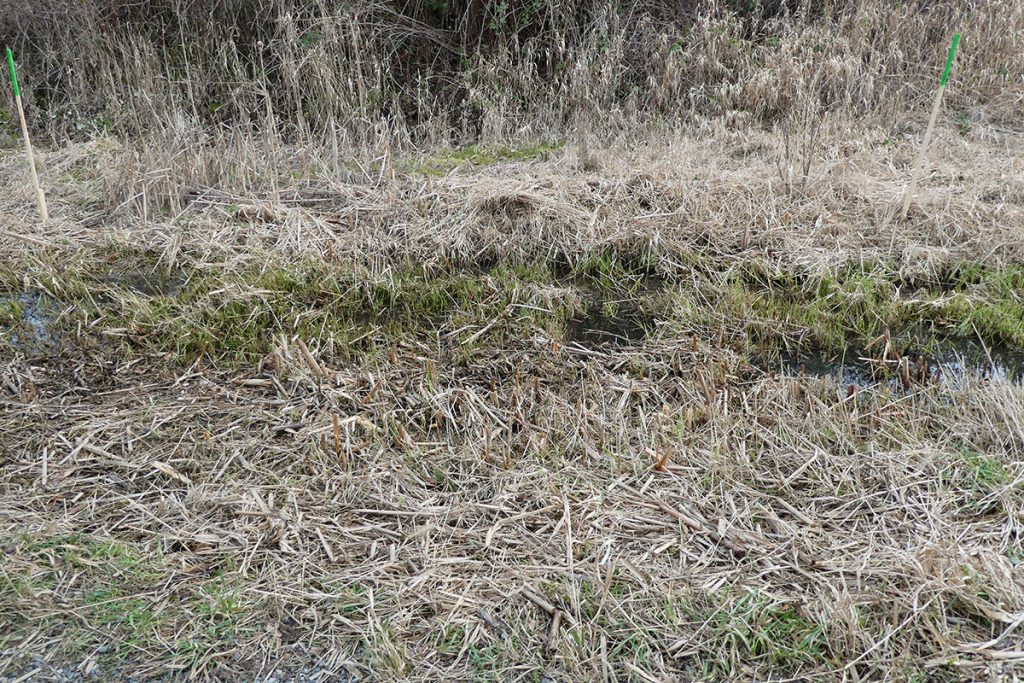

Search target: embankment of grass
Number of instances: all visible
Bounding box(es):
[3,244,1023,371]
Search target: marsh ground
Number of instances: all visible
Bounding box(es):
[2,117,1024,682]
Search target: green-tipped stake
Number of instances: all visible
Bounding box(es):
[6,48,49,222]
[900,34,960,221]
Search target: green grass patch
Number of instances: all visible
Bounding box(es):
[5,241,1023,372]
[661,259,1024,355]
[688,590,832,676]
[4,247,663,366]
[1,534,169,659]
[0,532,268,671]
[941,448,1017,512]
[107,259,580,364]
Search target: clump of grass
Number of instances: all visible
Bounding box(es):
[940,448,1017,513]
[1,241,685,367]
[659,260,1024,358]
[690,591,831,676]
[1,533,270,673]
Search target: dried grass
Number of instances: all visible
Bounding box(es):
[2,2,1024,680]
[2,115,1024,681]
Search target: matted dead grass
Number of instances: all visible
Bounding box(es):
[2,118,1024,681]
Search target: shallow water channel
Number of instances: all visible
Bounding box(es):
[776,339,1024,387]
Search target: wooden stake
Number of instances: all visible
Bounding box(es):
[899,34,960,221]
[899,86,945,221]
[6,48,48,222]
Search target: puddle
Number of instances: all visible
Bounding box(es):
[929,340,1024,383]
[1,291,58,352]
[775,350,876,387]
[774,338,1024,388]
[566,298,654,347]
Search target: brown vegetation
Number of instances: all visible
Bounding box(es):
[2,1,1024,681]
